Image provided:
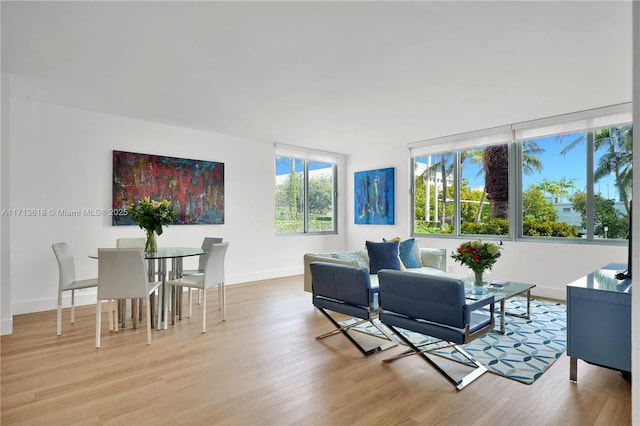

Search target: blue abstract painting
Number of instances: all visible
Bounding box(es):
[354,167,395,225]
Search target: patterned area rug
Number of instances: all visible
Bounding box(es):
[343,297,566,384]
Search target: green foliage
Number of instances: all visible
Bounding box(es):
[414,220,453,234]
[414,175,483,228]
[275,159,334,233]
[414,175,426,220]
[274,219,303,233]
[308,175,333,214]
[536,177,575,203]
[287,160,301,214]
[127,197,177,235]
[522,186,557,222]
[523,219,578,237]
[274,215,333,233]
[460,185,487,223]
[461,219,509,236]
[570,191,627,238]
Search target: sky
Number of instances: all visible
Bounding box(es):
[417,134,622,202]
[274,158,332,175]
[275,134,625,203]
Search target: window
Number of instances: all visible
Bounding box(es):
[411,126,513,237]
[413,151,456,234]
[411,104,632,243]
[274,144,339,234]
[520,132,587,238]
[522,125,633,240]
[515,104,633,240]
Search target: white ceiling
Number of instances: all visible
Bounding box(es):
[1,1,633,155]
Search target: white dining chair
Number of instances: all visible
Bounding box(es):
[52,242,99,336]
[116,237,147,325]
[183,237,223,275]
[165,242,229,333]
[116,237,146,248]
[96,248,161,348]
[182,237,223,314]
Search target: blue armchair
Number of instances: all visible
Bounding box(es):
[310,261,396,356]
[378,270,495,390]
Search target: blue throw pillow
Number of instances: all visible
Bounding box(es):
[383,237,421,268]
[366,241,402,274]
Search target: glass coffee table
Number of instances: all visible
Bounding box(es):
[464,278,536,334]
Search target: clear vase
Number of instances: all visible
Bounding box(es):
[473,270,484,288]
[145,229,157,254]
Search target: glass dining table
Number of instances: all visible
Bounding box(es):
[90,247,205,330]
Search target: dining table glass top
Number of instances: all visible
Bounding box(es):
[89,247,204,259]
[143,247,204,259]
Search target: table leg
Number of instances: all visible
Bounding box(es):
[131,299,138,329]
[146,259,160,330]
[504,289,533,320]
[119,299,127,329]
[169,258,185,325]
[570,357,577,382]
[498,299,505,333]
[176,258,183,320]
[160,259,169,330]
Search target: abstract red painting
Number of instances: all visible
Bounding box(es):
[112,150,224,225]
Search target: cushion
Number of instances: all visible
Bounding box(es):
[421,248,445,270]
[384,237,421,268]
[366,241,402,274]
[330,250,370,271]
[412,238,422,266]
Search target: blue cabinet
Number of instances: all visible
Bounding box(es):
[566,263,631,382]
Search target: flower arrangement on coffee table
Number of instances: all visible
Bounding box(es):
[127,197,177,254]
[451,240,503,289]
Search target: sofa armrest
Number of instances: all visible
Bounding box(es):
[419,248,447,272]
[303,254,357,292]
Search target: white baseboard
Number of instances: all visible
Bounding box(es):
[11,290,97,315]
[531,285,566,302]
[8,267,306,320]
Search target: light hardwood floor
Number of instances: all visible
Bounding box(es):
[1,275,631,426]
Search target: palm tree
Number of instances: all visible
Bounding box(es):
[594,126,633,215]
[560,125,633,215]
[483,145,510,219]
[471,140,545,222]
[522,140,545,175]
[538,177,576,203]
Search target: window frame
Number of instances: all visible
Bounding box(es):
[274,144,340,235]
[410,103,632,245]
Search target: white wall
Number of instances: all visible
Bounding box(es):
[4,82,347,322]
